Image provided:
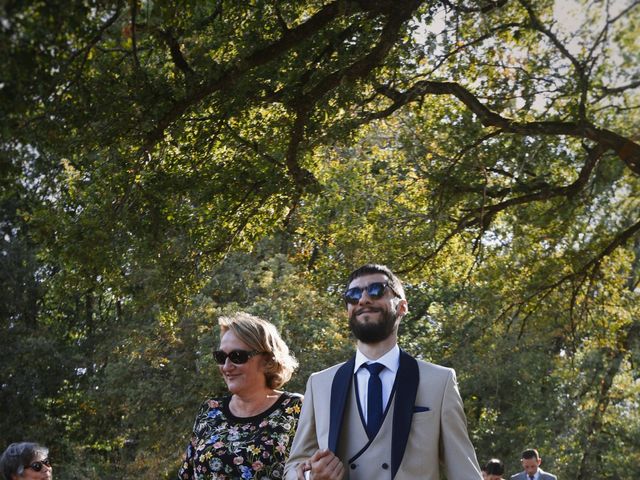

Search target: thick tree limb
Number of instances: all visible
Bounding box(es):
[282,0,422,191]
[401,145,612,273]
[441,0,508,13]
[144,0,424,193]
[599,79,640,96]
[142,0,352,152]
[157,29,195,75]
[377,81,640,174]
[457,144,604,229]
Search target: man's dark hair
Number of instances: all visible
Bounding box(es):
[346,263,405,300]
[485,458,504,475]
[521,449,540,460]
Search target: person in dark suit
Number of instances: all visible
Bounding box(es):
[284,263,482,479]
[510,449,557,480]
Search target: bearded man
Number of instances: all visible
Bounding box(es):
[284,263,482,480]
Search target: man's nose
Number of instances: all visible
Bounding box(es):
[358,289,373,304]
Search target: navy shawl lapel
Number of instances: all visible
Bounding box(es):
[391,350,419,479]
[328,356,355,453]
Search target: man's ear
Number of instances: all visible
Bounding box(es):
[396,298,409,317]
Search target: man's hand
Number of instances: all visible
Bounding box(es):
[297,449,345,480]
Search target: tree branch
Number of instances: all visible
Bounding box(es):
[599,79,640,96]
[157,28,195,76]
[222,122,282,168]
[377,80,640,174]
[51,2,124,100]
[518,0,589,119]
[129,0,141,69]
[499,217,640,329]
[401,146,607,272]
[142,0,351,152]
[441,0,509,14]
[282,0,422,191]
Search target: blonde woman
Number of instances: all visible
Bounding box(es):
[179,312,301,479]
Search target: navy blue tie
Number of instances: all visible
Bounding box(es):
[365,363,385,438]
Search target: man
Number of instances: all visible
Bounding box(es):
[510,449,557,480]
[284,264,482,479]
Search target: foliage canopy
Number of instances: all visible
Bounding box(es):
[1,0,639,478]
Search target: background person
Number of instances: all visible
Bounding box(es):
[510,449,557,480]
[178,312,302,479]
[485,458,505,480]
[0,442,52,480]
[284,263,482,479]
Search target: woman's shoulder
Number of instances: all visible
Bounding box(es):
[279,391,303,405]
[281,391,303,400]
[196,396,229,413]
[277,391,303,416]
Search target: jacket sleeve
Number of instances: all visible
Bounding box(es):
[440,368,483,479]
[284,374,320,480]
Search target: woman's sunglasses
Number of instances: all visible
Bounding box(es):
[27,458,51,472]
[214,349,264,365]
[343,282,396,305]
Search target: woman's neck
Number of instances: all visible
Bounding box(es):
[229,388,281,417]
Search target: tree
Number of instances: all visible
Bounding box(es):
[2,0,639,477]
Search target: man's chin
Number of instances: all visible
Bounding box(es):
[356,313,380,323]
[350,324,393,343]
[352,331,390,344]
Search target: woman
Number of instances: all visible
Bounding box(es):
[484,458,505,480]
[0,442,52,480]
[178,312,302,479]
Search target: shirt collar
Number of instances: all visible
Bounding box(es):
[354,344,400,374]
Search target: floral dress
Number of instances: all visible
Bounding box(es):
[178,392,303,480]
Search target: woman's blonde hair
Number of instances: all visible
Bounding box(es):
[218,312,298,389]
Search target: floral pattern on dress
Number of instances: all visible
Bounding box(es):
[178,392,302,480]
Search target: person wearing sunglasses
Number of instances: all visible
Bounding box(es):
[178,312,302,479]
[284,263,482,480]
[0,442,52,480]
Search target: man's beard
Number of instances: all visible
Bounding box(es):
[349,305,398,344]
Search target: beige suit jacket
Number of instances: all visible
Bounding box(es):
[284,350,482,479]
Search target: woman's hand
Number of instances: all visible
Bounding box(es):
[300,449,345,480]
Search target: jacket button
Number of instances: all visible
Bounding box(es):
[382,463,389,469]
[350,464,357,470]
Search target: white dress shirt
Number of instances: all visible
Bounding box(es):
[353,345,400,420]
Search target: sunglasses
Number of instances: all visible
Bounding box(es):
[344,282,397,305]
[214,349,264,365]
[27,458,51,472]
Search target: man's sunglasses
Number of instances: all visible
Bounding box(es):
[27,458,51,472]
[213,349,264,365]
[343,282,397,305]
